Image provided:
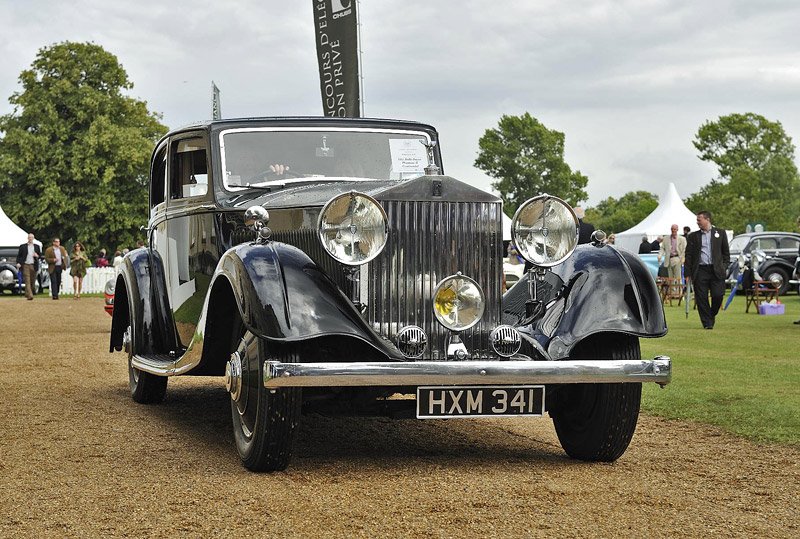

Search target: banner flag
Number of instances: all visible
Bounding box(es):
[212,81,222,120]
[313,0,361,117]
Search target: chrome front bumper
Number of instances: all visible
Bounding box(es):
[263,356,671,388]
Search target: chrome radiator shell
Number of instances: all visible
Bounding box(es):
[268,194,504,360]
[365,199,503,359]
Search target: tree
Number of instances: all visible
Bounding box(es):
[685,157,800,232]
[474,113,588,215]
[694,113,795,180]
[0,42,167,254]
[584,191,658,234]
[688,113,800,233]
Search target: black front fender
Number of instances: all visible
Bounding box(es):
[507,244,667,359]
[758,258,794,276]
[211,242,403,360]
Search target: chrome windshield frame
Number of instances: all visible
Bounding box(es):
[217,126,433,193]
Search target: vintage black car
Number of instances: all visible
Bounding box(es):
[0,246,50,295]
[727,232,800,295]
[109,117,671,472]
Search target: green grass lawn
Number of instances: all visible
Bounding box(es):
[640,290,800,446]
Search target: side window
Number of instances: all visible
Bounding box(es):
[150,145,167,208]
[781,237,799,252]
[170,137,209,199]
[755,237,778,250]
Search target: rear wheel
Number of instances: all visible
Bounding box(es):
[228,331,301,472]
[763,267,789,296]
[550,335,642,462]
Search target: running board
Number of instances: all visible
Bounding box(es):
[131,354,196,376]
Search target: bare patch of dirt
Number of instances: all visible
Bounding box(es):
[0,297,797,537]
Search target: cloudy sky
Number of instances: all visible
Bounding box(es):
[1,0,799,205]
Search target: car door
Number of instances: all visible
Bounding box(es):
[162,133,216,359]
[778,236,800,264]
[752,236,779,258]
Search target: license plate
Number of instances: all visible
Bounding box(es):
[416,385,545,419]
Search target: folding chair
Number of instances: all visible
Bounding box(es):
[745,280,779,313]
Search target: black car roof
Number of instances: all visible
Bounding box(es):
[163,116,438,141]
[733,232,800,239]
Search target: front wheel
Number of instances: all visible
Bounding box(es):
[228,332,301,472]
[550,335,642,462]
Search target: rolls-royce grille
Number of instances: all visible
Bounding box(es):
[270,200,503,360]
[367,200,503,360]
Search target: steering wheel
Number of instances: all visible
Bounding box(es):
[245,166,303,183]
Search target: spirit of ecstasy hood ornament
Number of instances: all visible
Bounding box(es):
[420,140,440,175]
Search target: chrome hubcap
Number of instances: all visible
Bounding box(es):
[225,351,243,402]
[768,273,784,289]
[123,326,132,355]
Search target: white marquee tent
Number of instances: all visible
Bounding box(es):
[0,203,30,247]
[614,182,698,253]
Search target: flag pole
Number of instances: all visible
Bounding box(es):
[356,0,364,117]
[212,81,222,120]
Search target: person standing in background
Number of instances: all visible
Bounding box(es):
[683,226,691,238]
[650,236,663,252]
[15,232,41,300]
[658,224,687,282]
[574,207,595,244]
[112,250,124,268]
[70,241,89,299]
[684,211,730,330]
[95,248,109,268]
[44,237,68,299]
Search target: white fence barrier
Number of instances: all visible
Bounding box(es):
[52,267,117,296]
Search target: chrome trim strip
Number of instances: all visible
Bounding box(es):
[130,354,199,377]
[263,356,671,388]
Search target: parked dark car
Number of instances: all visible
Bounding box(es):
[727,232,800,295]
[0,246,50,295]
[109,117,671,472]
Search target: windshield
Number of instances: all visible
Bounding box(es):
[728,236,750,252]
[219,128,432,190]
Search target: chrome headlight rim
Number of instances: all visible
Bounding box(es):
[432,273,486,332]
[511,194,579,268]
[317,191,389,266]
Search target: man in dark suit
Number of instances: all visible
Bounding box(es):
[44,237,68,300]
[574,207,595,245]
[15,232,41,300]
[684,211,730,329]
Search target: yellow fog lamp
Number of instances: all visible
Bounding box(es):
[432,273,485,331]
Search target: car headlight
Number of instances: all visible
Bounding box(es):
[511,195,578,267]
[433,273,485,331]
[318,192,388,265]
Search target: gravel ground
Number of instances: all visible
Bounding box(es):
[0,297,798,538]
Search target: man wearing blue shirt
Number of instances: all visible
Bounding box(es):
[684,211,730,329]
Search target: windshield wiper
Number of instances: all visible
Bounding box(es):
[228,184,275,191]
